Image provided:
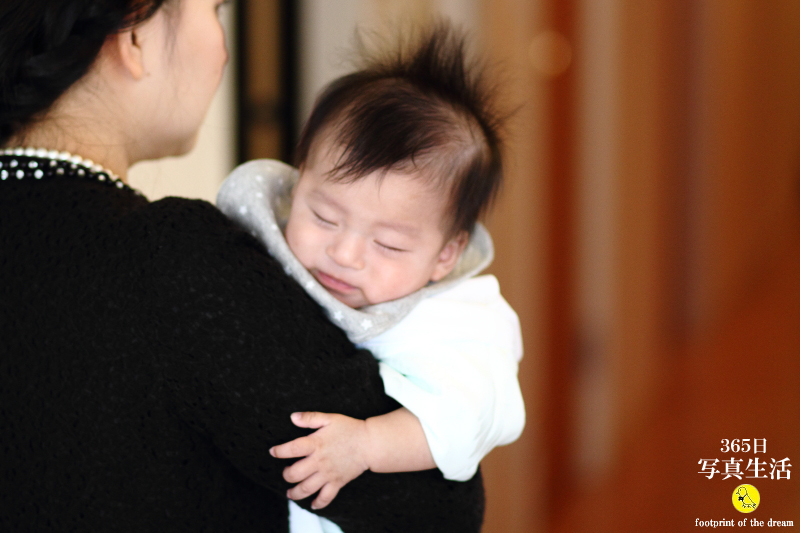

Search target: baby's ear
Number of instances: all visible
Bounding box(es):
[430,231,469,282]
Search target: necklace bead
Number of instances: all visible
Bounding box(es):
[0,147,135,192]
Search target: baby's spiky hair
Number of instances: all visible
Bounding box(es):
[294,22,504,236]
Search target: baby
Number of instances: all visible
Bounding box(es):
[217,24,524,532]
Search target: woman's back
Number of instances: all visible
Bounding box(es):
[1,167,304,530]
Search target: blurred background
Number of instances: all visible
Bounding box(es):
[129,1,800,531]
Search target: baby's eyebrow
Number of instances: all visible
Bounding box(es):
[375,221,420,238]
[309,189,345,212]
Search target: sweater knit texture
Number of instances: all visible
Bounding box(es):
[0,154,485,532]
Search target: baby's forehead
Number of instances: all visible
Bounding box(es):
[301,164,456,232]
[302,131,461,226]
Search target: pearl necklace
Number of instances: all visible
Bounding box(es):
[0,147,129,190]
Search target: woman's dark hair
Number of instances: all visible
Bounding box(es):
[0,0,169,145]
[294,22,505,237]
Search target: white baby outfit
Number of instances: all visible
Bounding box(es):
[217,160,525,532]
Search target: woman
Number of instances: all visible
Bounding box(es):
[0,1,484,531]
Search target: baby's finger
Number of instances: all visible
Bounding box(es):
[282,457,318,484]
[311,483,341,510]
[290,411,331,429]
[270,436,313,459]
[287,473,325,501]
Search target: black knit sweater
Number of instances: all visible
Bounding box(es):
[0,155,484,532]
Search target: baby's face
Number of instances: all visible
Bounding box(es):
[285,151,466,308]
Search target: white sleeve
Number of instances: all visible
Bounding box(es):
[361,275,525,481]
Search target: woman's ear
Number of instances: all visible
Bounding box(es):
[430,231,470,282]
[108,28,145,80]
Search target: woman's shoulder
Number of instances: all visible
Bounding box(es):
[131,195,271,258]
[141,195,244,236]
[132,195,290,292]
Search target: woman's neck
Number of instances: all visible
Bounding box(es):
[6,119,131,184]
[4,75,135,183]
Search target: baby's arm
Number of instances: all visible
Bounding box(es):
[269,408,435,509]
[370,276,526,481]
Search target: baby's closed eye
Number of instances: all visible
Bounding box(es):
[375,241,408,254]
[312,210,337,227]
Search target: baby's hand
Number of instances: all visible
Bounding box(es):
[270,412,370,509]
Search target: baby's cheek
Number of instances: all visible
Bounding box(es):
[375,268,417,302]
[284,219,305,260]
[290,242,314,271]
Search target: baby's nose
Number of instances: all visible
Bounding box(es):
[327,234,366,270]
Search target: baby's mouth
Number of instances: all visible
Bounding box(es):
[313,270,358,294]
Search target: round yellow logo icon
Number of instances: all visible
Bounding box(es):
[732,484,760,513]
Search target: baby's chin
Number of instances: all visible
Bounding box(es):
[332,288,421,309]
[320,285,380,309]
[330,292,366,309]
[307,267,426,308]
